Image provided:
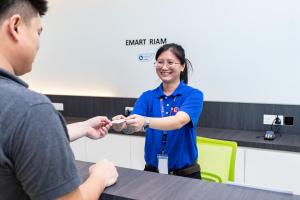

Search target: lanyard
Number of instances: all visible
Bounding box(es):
[160,96,176,154]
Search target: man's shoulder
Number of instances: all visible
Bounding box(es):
[0,82,52,123]
[1,82,51,107]
[21,88,51,107]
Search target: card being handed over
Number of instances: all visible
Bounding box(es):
[111,119,126,125]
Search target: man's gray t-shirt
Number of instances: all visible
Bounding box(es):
[0,68,81,200]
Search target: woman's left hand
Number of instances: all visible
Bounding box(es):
[125,114,145,132]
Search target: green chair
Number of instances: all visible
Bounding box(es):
[196,136,237,183]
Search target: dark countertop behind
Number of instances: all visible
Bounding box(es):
[66,117,300,153]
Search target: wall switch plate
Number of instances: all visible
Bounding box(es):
[125,107,133,116]
[263,114,283,125]
[52,103,64,111]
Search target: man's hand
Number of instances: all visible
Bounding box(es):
[58,159,118,200]
[89,159,118,187]
[67,116,112,142]
[85,116,112,139]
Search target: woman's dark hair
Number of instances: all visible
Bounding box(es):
[0,0,48,23]
[155,43,193,84]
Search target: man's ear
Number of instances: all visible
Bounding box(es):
[8,14,22,42]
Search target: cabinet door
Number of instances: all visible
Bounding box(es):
[70,137,86,161]
[130,136,145,170]
[245,148,300,195]
[234,147,245,183]
[86,134,131,168]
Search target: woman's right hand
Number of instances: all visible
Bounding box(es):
[111,115,127,132]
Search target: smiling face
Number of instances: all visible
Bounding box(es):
[155,49,185,85]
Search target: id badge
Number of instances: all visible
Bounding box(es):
[157,154,168,174]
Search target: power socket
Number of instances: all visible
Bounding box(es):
[263,114,284,125]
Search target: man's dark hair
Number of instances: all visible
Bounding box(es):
[0,0,48,23]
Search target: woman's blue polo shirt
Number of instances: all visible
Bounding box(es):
[132,81,203,170]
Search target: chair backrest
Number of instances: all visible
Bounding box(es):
[196,136,237,183]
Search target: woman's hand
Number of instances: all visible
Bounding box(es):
[111,115,127,132]
[125,114,145,132]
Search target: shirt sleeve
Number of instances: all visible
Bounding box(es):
[9,103,81,200]
[180,89,204,127]
[131,91,149,116]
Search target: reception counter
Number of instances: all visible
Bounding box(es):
[76,160,300,200]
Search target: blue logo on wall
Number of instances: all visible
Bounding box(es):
[137,53,154,62]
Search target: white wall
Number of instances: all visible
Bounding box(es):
[22,0,300,105]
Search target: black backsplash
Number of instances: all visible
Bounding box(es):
[47,95,300,135]
[47,95,136,119]
[200,101,300,134]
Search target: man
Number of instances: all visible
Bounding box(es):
[0,0,118,199]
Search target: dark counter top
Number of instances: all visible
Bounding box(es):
[76,160,300,200]
[66,117,300,153]
[197,127,300,152]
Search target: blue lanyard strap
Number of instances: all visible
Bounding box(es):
[159,97,176,154]
[161,133,167,155]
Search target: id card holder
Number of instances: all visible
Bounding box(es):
[157,154,168,174]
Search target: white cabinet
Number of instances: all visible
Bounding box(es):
[233,147,300,195]
[85,134,131,168]
[244,147,300,195]
[130,136,146,170]
[70,137,86,161]
[71,133,145,169]
[234,147,245,184]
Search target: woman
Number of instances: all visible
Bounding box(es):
[113,43,203,179]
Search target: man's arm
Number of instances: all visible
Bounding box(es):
[12,104,117,200]
[67,116,112,142]
[57,160,118,200]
